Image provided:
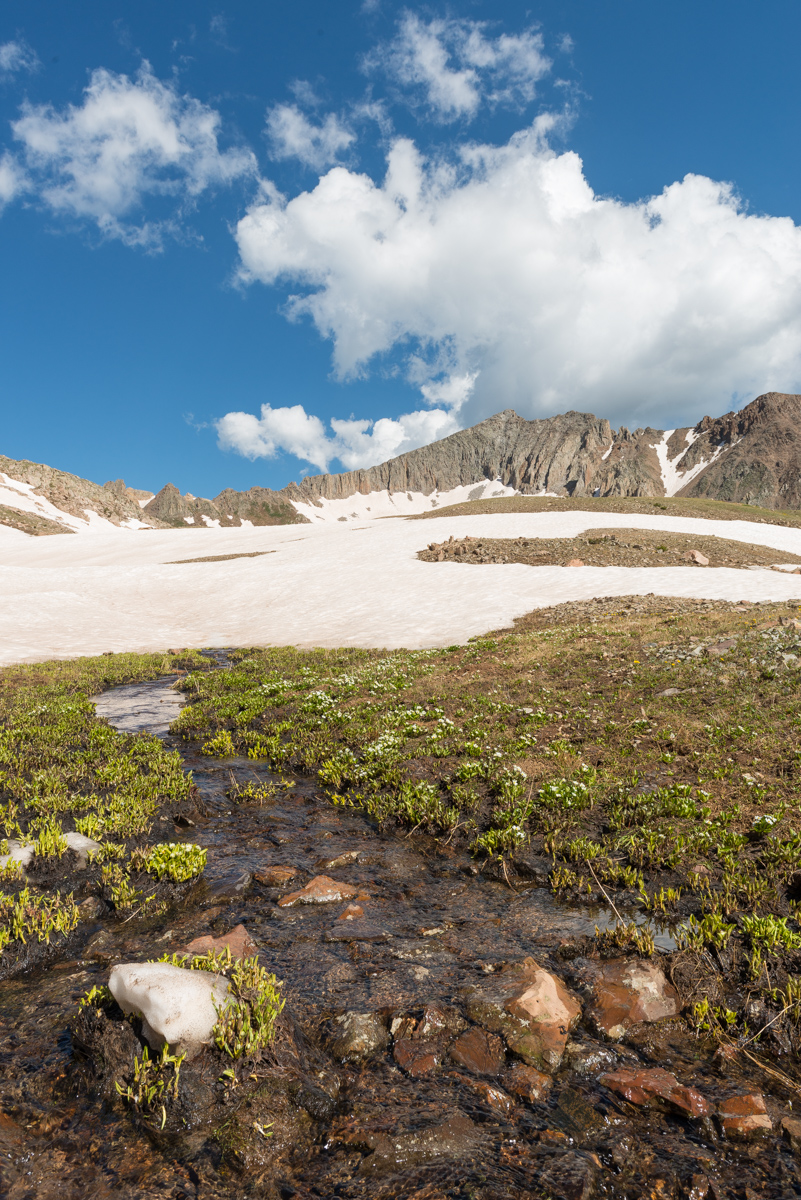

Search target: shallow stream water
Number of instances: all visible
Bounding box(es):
[0,674,798,1198]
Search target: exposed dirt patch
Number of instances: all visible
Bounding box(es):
[165,551,276,565]
[419,529,801,569]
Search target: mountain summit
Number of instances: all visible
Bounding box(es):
[2,391,800,534]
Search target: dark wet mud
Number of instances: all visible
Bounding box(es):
[2,674,800,1199]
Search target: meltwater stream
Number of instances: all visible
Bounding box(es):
[0,675,788,1199]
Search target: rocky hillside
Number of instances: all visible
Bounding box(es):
[4,391,801,535]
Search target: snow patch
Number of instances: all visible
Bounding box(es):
[601,444,613,461]
[290,480,520,523]
[652,430,727,497]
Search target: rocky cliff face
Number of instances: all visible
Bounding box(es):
[677,392,801,509]
[0,456,168,531]
[5,391,801,536]
[143,483,306,527]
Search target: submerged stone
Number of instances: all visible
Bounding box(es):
[600,1067,711,1118]
[718,1093,772,1140]
[503,1060,553,1103]
[326,1011,389,1061]
[465,957,581,1073]
[447,1027,505,1075]
[278,874,359,907]
[108,961,230,1058]
[255,864,299,887]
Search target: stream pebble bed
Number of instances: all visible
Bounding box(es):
[0,676,799,1198]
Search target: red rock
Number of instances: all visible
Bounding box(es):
[503,1061,553,1103]
[447,1027,505,1075]
[451,1073,514,1114]
[393,1039,440,1076]
[184,923,257,960]
[277,874,359,907]
[718,1093,771,1140]
[255,865,299,887]
[566,559,585,568]
[578,958,680,1040]
[685,550,710,566]
[600,1067,711,1118]
[466,956,581,1074]
[338,903,364,921]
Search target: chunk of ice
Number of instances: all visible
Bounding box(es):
[109,962,231,1058]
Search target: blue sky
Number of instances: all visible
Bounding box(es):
[2,1,801,497]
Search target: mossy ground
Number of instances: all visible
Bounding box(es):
[410,492,801,528]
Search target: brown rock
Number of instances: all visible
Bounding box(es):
[566,558,585,567]
[539,1150,597,1200]
[705,639,736,657]
[781,1115,801,1153]
[451,1074,514,1114]
[393,1039,441,1076]
[718,1092,771,1140]
[278,874,359,907]
[337,903,364,920]
[447,1027,505,1074]
[255,864,299,887]
[577,958,680,1040]
[184,923,257,960]
[465,956,581,1073]
[315,849,362,870]
[685,549,710,566]
[503,1061,553,1102]
[600,1067,711,1118]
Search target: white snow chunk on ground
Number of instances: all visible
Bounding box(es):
[63,831,101,868]
[2,509,801,664]
[109,962,231,1058]
[0,840,34,871]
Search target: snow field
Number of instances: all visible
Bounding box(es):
[1,509,801,664]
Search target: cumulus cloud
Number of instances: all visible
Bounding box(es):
[366,14,551,121]
[10,63,256,246]
[0,151,26,207]
[0,40,39,78]
[266,103,355,171]
[234,117,801,432]
[215,379,471,471]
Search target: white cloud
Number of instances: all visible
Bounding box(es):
[0,152,26,206]
[235,118,801,431]
[366,14,551,121]
[266,103,354,171]
[215,381,470,472]
[10,63,256,246]
[0,40,39,78]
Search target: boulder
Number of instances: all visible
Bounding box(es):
[64,831,102,868]
[465,957,581,1073]
[393,1039,441,1076]
[278,874,359,907]
[574,958,680,1040]
[685,550,709,566]
[600,1067,711,1118]
[718,1093,771,1140]
[108,962,230,1058]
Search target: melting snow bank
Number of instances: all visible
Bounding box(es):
[109,962,230,1058]
[291,479,521,523]
[2,510,801,662]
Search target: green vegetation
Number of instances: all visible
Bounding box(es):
[158,947,285,1062]
[164,595,801,1024]
[138,842,207,882]
[0,649,209,958]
